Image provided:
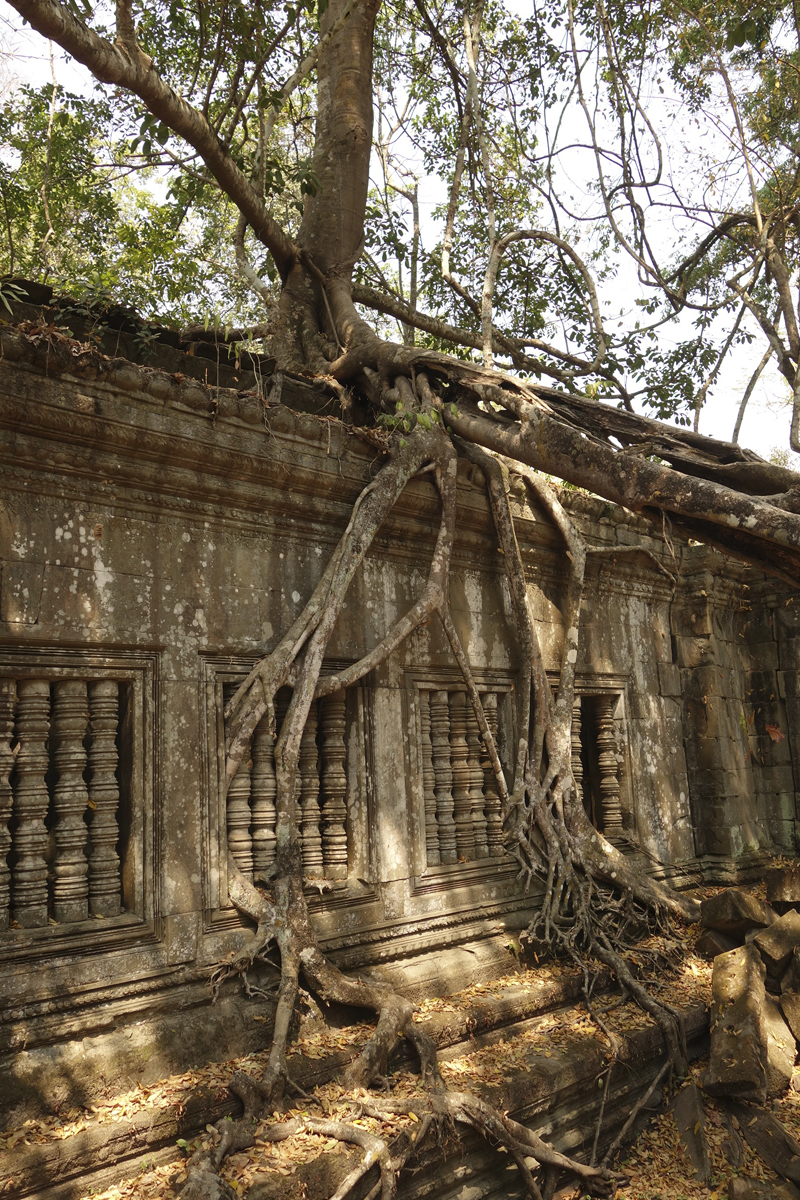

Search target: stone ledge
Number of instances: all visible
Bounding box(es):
[1,986,708,1200]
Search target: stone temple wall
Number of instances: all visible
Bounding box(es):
[0,316,796,1114]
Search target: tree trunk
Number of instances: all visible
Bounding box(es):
[276,0,380,369]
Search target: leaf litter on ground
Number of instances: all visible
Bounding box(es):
[5,883,787,1200]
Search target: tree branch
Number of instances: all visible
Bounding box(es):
[433,390,800,583]
[351,283,602,380]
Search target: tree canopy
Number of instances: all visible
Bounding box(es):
[3,0,800,434]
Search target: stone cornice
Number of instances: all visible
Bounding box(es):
[0,346,730,611]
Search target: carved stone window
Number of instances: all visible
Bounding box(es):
[205,658,373,920]
[570,692,628,839]
[405,673,515,884]
[0,648,155,949]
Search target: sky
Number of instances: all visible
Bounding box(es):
[1,7,797,466]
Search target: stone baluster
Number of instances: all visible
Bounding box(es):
[430,690,456,863]
[449,692,475,861]
[224,683,254,879]
[320,691,348,880]
[11,678,51,927]
[51,679,90,923]
[0,679,16,931]
[465,700,489,858]
[299,701,324,877]
[87,680,122,917]
[570,695,584,807]
[250,712,277,879]
[482,693,504,857]
[596,695,624,837]
[420,691,439,866]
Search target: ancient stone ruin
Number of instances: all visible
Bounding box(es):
[2,290,800,1196]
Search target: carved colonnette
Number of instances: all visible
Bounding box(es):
[404,671,517,889]
[409,672,631,879]
[1,674,125,929]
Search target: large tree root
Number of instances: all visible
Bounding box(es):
[179,378,702,1199]
[362,1092,617,1199]
[266,1116,400,1200]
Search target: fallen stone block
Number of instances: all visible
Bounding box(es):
[719,1111,744,1168]
[754,910,800,980]
[726,1099,800,1184]
[729,1178,800,1200]
[671,1082,710,1181]
[701,889,775,936]
[705,945,768,1103]
[781,992,800,1047]
[782,947,800,995]
[695,929,740,959]
[729,1179,770,1200]
[764,994,797,1096]
[767,866,800,915]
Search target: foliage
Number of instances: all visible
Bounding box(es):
[4,0,800,436]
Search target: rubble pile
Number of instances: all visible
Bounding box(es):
[703,874,800,1105]
[637,872,800,1200]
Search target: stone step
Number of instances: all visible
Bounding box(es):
[1,983,709,1200]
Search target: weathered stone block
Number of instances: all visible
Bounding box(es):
[686,735,751,776]
[684,696,740,741]
[727,1099,800,1183]
[752,731,793,766]
[741,608,777,642]
[658,661,681,696]
[763,765,798,796]
[780,637,800,671]
[767,814,799,855]
[768,867,800,915]
[698,822,735,856]
[749,641,779,670]
[696,822,733,856]
[720,1112,745,1169]
[781,992,800,1046]
[701,889,775,936]
[764,994,796,1096]
[674,636,714,668]
[747,668,781,700]
[688,605,713,637]
[729,1178,800,1200]
[684,737,723,773]
[783,949,800,995]
[682,665,721,700]
[755,910,800,979]
[706,945,768,1103]
[775,606,800,639]
[695,929,739,959]
[691,767,727,793]
[671,1082,710,1181]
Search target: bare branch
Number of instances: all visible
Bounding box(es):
[733,344,773,443]
[351,283,603,381]
[481,229,607,373]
